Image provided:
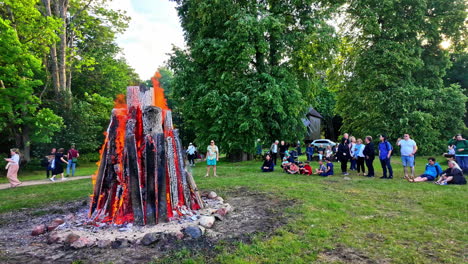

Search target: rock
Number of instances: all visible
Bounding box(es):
[215,196,224,203]
[213,213,224,221]
[216,208,228,216]
[205,229,221,238]
[96,239,112,248]
[70,237,91,249]
[47,218,65,232]
[222,203,233,212]
[183,226,203,239]
[207,191,217,199]
[170,231,184,240]
[199,215,215,228]
[198,225,206,235]
[64,233,80,244]
[47,232,61,244]
[343,177,351,180]
[111,239,129,249]
[141,232,163,246]
[31,224,47,236]
[198,208,216,216]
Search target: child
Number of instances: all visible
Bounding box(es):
[325,145,333,159]
[287,162,299,174]
[321,158,334,177]
[315,160,327,175]
[443,145,456,159]
[302,161,312,175]
[281,156,290,171]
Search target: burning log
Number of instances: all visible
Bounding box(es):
[89,73,204,226]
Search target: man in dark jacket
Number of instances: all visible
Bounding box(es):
[363,136,375,177]
[337,138,350,175]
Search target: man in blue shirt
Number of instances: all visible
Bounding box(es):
[397,134,418,180]
[410,157,442,182]
[378,134,393,179]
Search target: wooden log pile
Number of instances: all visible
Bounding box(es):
[89,81,203,226]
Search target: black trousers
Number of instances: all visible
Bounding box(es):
[357,157,365,173]
[271,152,278,165]
[365,157,374,176]
[340,158,348,173]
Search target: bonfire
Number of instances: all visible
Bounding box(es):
[89,72,204,226]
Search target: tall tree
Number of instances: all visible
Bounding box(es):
[169,0,340,159]
[335,0,467,154]
[0,6,64,161]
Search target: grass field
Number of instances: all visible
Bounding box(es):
[0,156,466,263]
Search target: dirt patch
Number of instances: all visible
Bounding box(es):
[318,245,389,264]
[0,187,295,264]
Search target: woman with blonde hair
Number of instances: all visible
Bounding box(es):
[4,148,22,188]
[435,160,466,185]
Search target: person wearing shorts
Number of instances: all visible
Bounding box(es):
[397,134,417,180]
[205,140,219,177]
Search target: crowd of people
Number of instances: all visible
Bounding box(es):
[260,133,467,185]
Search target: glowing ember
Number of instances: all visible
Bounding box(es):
[89,72,203,226]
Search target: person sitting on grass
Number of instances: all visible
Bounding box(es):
[435,160,467,185]
[281,157,290,170]
[261,154,274,172]
[300,161,313,175]
[287,162,299,174]
[408,157,442,182]
[319,158,334,177]
[315,160,326,175]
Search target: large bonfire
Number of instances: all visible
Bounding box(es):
[89,72,204,226]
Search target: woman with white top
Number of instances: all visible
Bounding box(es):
[4,148,22,188]
[205,140,219,177]
[186,143,197,167]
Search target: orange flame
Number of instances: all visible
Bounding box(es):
[114,94,127,109]
[152,72,169,110]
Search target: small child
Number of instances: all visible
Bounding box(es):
[287,162,299,174]
[443,145,456,159]
[302,161,312,175]
[315,160,327,175]
[320,158,334,177]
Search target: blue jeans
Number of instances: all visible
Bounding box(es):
[455,155,468,174]
[67,160,76,176]
[380,158,393,178]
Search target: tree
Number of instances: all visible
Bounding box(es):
[169,0,340,160]
[335,0,467,154]
[0,15,63,161]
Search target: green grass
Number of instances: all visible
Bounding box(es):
[0,156,466,263]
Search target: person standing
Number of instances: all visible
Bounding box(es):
[66,144,79,177]
[349,136,357,171]
[306,143,314,161]
[397,134,418,180]
[45,148,56,178]
[378,135,393,179]
[205,140,219,177]
[270,140,279,165]
[337,138,350,175]
[363,136,375,177]
[4,148,22,188]
[50,148,68,181]
[279,141,289,161]
[186,143,197,166]
[448,134,468,174]
[355,138,366,176]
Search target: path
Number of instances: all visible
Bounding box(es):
[0,175,92,190]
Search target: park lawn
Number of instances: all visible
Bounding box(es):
[0,156,466,263]
[0,162,97,184]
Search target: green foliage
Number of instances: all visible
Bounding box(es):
[335,0,467,154]
[169,0,340,156]
[0,16,63,147]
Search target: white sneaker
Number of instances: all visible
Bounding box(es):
[49,177,55,182]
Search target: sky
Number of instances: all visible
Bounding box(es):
[107,0,185,80]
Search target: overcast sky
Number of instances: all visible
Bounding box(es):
[108,0,185,80]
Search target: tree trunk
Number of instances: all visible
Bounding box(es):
[41,0,60,94]
[227,150,253,162]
